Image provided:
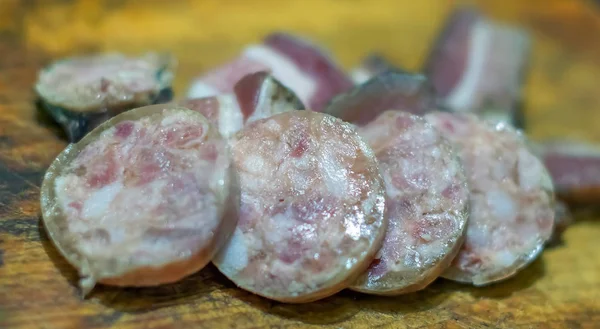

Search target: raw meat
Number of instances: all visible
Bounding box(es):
[40,104,237,295]
[213,111,387,303]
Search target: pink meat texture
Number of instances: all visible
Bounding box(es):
[40,104,238,295]
[187,32,353,112]
[180,72,304,138]
[213,111,387,303]
[425,112,554,285]
[423,7,530,128]
[352,111,469,295]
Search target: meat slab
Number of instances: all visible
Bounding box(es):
[533,139,600,204]
[351,111,469,295]
[213,111,387,303]
[187,32,353,112]
[423,7,530,128]
[324,71,439,125]
[425,112,555,285]
[40,104,237,295]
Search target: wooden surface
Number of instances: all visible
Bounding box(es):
[1,0,599,328]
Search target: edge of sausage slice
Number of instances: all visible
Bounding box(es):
[213,110,387,303]
[425,112,554,285]
[351,111,469,295]
[40,104,238,295]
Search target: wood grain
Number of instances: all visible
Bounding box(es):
[1,0,599,328]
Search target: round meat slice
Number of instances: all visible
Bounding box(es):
[351,111,469,295]
[213,110,387,303]
[40,104,238,295]
[35,52,175,142]
[425,112,555,285]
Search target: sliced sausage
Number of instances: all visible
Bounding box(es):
[425,112,555,285]
[351,111,469,295]
[40,104,237,295]
[213,111,387,303]
[180,72,304,138]
[35,53,175,142]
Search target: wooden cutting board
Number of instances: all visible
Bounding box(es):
[1,1,599,328]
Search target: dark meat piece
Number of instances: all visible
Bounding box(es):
[324,71,439,125]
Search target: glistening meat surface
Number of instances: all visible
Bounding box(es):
[213,111,387,303]
[40,104,237,295]
[352,111,469,295]
[425,112,554,285]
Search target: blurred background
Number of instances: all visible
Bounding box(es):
[0,0,599,142]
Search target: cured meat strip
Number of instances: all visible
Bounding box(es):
[350,53,399,84]
[180,72,304,138]
[351,111,469,295]
[40,104,237,295]
[35,53,175,142]
[213,111,387,303]
[324,71,439,125]
[547,201,573,246]
[423,7,530,128]
[533,139,600,204]
[187,32,353,112]
[425,112,555,285]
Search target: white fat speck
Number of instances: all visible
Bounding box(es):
[446,21,491,110]
[216,95,244,138]
[215,228,249,274]
[320,158,348,198]
[345,257,357,270]
[244,154,266,175]
[160,112,184,127]
[82,181,123,220]
[487,189,517,222]
[243,45,316,105]
[186,81,220,99]
[492,249,517,268]
[350,68,371,84]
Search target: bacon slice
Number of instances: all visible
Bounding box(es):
[181,72,304,138]
[213,111,387,303]
[187,32,353,112]
[423,7,530,128]
[425,112,554,286]
[324,71,439,125]
[533,139,600,204]
[40,104,238,295]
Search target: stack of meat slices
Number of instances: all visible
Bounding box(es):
[40,9,592,303]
